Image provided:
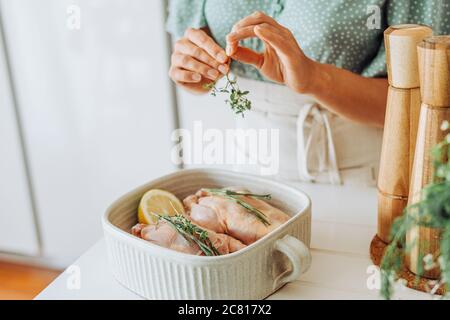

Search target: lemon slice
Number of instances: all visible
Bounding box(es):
[138,189,185,224]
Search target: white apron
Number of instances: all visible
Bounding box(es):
[233,78,383,187]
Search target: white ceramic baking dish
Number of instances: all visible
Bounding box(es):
[103,169,312,300]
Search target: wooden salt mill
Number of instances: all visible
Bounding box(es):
[406,36,450,282]
[370,25,432,264]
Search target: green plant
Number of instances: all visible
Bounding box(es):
[204,74,252,117]
[158,214,221,256]
[203,188,272,226]
[381,120,450,299]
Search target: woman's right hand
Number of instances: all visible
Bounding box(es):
[169,28,230,94]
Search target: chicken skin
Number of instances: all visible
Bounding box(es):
[183,188,290,245]
[131,221,246,256]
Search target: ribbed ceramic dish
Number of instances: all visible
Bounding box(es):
[103,169,312,300]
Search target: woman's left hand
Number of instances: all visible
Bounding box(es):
[226,11,315,94]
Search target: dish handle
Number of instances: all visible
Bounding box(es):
[272,235,312,290]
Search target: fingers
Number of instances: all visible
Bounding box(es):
[169,66,202,83]
[169,28,230,89]
[230,46,264,68]
[174,39,229,74]
[171,53,220,80]
[227,11,289,56]
[232,11,280,32]
[227,23,287,56]
[174,39,219,69]
[184,28,228,64]
[253,23,289,57]
[226,26,256,55]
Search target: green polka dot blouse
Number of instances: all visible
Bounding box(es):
[167,0,450,81]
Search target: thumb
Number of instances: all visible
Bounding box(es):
[230,46,264,69]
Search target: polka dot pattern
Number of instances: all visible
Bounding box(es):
[167,0,450,81]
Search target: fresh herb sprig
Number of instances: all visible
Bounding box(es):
[204,188,272,200]
[203,188,271,226]
[157,214,221,256]
[205,74,252,117]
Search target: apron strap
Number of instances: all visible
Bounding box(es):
[296,103,342,185]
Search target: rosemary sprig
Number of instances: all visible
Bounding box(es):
[157,214,221,256]
[204,188,272,200]
[203,188,271,226]
[204,74,252,117]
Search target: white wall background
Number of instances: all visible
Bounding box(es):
[0,0,177,267]
[0,15,39,256]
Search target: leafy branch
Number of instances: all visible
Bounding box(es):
[204,188,272,200]
[204,74,252,117]
[203,188,271,226]
[157,214,221,256]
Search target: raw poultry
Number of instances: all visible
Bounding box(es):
[131,220,245,256]
[183,188,290,245]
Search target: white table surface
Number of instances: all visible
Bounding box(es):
[36,182,431,300]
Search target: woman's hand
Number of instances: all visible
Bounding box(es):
[169,28,230,94]
[226,11,315,94]
[227,11,388,127]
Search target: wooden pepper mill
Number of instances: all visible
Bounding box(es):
[405,36,450,285]
[370,25,433,265]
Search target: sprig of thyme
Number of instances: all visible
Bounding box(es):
[203,188,271,226]
[157,214,221,256]
[204,74,252,117]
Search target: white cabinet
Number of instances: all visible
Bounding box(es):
[1,0,176,267]
[0,21,39,256]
